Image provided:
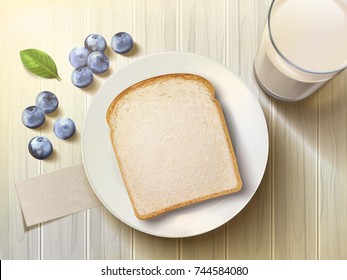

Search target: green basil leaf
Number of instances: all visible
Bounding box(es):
[20,49,61,81]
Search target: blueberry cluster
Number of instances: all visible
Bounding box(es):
[22,91,76,160]
[70,32,134,88]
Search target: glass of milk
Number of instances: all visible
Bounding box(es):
[254,0,347,101]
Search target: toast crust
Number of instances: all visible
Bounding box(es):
[106,73,242,220]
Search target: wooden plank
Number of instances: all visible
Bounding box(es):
[85,0,133,260]
[179,0,227,259]
[8,75,42,260]
[271,97,318,259]
[225,0,272,260]
[0,5,10,259]
[181,226,225,260]
[180,0,226,60]
[133,233,179,260]
[131,0,180,260]
[89,207,132,260]
[319,70,347,259]
[37,0,86,259]
[1,0,43,259]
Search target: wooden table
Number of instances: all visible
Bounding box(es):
[1,0,346,260]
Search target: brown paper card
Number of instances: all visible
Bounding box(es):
[15,164,101,227]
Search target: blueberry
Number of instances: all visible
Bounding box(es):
[84,33,107,52]
[71,66,93,88]
[22,106,45,129]
[111,32,133,54]
[35,91,59,114]
[53,117,76,140]
[69,47,90,68]
[28,136,53,160]
[87,51,109,74]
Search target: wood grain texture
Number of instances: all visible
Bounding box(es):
[2,0,42,259]
[89,207,132,259]
[0,11,10,259]
[1,0,347,260]
[272,96,318,259]
[37,0,86,259]
[181,226,226,260]
[319,70,347,259]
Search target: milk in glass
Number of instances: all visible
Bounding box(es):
[254,0,347,101]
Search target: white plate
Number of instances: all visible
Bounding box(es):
[82,52,268,238]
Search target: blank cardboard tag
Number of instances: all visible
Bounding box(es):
[15,164,101,227]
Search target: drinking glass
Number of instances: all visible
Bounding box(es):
[254,0,347,101]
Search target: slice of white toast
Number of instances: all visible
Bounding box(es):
[106,74,242,220]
